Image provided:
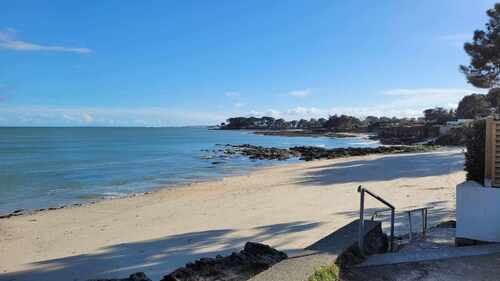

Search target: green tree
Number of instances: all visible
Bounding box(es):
[487,88,500,110]
[460,4,500,88]
[423,107,454,124]
[456,94,491,119]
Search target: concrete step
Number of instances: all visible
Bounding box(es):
[249,220,383,281]
[357,243,500,268]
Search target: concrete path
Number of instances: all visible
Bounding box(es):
[344,252,500,281]
[250,220,382,281]
[358,244,500,267]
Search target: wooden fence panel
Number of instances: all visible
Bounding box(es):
[485,119,500,187]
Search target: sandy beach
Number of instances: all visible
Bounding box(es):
[0,148,465,281]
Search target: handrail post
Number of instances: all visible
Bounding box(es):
[390,208,395,251]
[358,185,395,252]
[358,186,365,255]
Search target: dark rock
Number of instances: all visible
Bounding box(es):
[162,242,287,281]
[221,144,434,162]
[455,237,495,247]
[88,272,152,281]
[435,220,456,228]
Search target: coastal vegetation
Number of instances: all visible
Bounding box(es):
[461,3,500,185]
[464,120,486,185]
[460,3,500,89]
[308,264,339,281]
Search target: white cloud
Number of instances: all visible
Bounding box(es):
[225,91,240,97]
[0,106,227,127]
[0,28,91,54]
[244,87,481,120]
[382,88,484,110]
[383,88,474,98]
[0,87,481,126]
[287,89,311,98]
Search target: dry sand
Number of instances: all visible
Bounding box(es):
[0,148,465,281]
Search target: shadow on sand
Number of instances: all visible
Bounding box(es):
[295,151,464,186]
[1,221,323,281]
[333,200,454,236]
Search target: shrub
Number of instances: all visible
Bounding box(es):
[464,120,486,184]
[308,264,339,281]
[433,127,467,146]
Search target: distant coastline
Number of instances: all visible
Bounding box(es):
[252,129,369,139]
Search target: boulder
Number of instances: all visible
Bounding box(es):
[162,242,287,281]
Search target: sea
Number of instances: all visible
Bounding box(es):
[0,127,379,213]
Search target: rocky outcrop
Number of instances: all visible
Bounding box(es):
[88,272,152,281]
[221,144,435,162]
[227,144,300,160]
[161,242,287,281]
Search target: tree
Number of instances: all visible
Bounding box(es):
[460,4,500,88]
[364,116,379,126]
[423,107,454,124]
[456,94,491,119]
[272,118,287,129]
[324,115,362,130]
[487,88,500,110]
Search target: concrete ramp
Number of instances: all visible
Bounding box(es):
[249,220,385,281]
[345,251,500,281]
[358,243,500,268]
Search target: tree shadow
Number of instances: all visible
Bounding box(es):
[332,200,454,236]
[1,221,323,281]
[295,151,464,186]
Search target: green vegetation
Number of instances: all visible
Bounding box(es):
[308,264,340,281]
[456,94,491,119]
[464,120,486,184]
[220,115,423,131]
[460,3,500,89]
[423,107,455,124]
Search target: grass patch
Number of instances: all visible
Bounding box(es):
[308,264,339,281]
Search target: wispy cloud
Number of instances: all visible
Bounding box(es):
[0,106,226,126]
[383,88,474,98]
[225,91,240,97]
[0,87,480,126]
[245,87,480,120]
[287,89,311,98]
[0,28,91,54]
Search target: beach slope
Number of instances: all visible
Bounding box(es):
[0,148,464,281]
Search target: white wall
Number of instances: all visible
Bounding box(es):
[457,181,500,242]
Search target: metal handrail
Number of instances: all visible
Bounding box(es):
[404,207,431,241]
[358,185,395,253]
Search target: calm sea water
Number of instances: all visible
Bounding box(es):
[0,127,379,213]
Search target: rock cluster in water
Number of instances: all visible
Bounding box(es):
[161,242,287,281]
[221,144,435,161]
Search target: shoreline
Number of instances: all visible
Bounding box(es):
[0,145,442,219]
[0,148,465,280]
[0,157,302,219]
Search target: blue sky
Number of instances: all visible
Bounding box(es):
[0,0,497,126]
